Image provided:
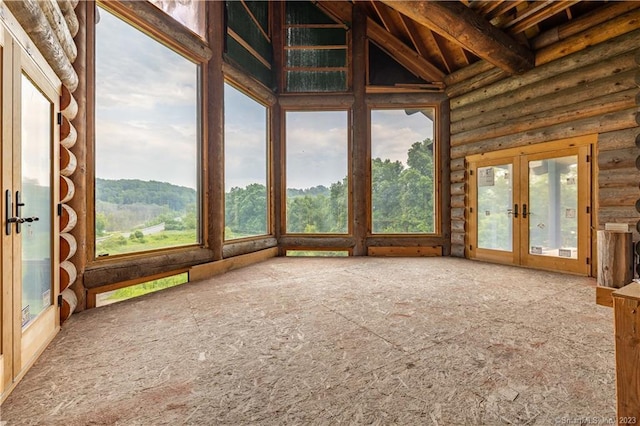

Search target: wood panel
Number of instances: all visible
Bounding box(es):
[613,283,640,417]
[189,248,278,282]
[367,246,442,257]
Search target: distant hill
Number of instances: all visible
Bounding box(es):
[95,178,196,212]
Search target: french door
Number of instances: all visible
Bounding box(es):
[0,24,60,400]
[468,140,592,275]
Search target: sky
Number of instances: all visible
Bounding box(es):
[95,7,199,189]
[95,7,435,192]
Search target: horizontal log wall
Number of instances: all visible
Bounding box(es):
[448,21,640,259]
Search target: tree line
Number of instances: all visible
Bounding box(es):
[225,138,435,237]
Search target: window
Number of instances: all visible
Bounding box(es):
[370,108,436,234]
[94,5,201,257]
[285,110,349,234]
[224,82,268,240]
[149,0,205,37]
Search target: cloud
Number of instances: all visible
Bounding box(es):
[95,7,199,189]
[371,109,434,165]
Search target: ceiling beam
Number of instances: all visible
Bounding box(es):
[367,17,445,82]
[379,0,534,74]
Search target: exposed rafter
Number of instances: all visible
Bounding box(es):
[367,17,445,82]
[380,0,534,74]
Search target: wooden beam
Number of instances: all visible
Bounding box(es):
[367,17,445,82]
[532,1,640,50]
[507,1,581,35]
[189,248,278,282]
[380,0,534,74]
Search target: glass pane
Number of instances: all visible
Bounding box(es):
[371,109,436,233]
[21,74,52,328]
[95,6,200,257]
[224,83,268,240]
[477,164,513,251]
[148,0,205,37]
[528,156,578,259]
[285,111,348,234]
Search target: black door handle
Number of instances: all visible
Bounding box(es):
[522,203,528,219]
[514,204,518,218]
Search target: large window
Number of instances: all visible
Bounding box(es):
[224,83,268,240]
[94,5,201,257]
[370,108,436,234]
[285,111,349,234]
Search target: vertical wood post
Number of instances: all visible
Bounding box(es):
[597,230,633,288]
[207,0,225,260]
[68,0,88,310]
[613,283,640,418]
[352,3,367,256]
[271,1,284,255]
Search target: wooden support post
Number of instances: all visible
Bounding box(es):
[67,0,88,310]
[612,283,640,418]
[271,0,284,254]
[597,230,633,288]
[352,3,367,256]
[207,0,224,260]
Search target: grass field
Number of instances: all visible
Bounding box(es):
[96,230,198,257]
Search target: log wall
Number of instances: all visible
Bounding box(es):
[447,11,640,261]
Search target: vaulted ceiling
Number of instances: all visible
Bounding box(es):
[316,1,636,84]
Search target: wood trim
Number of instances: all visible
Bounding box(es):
[189,247,277,282]
[367,246,442,257]
[223,237,277,258]
[222,62,276,106]
[240,0,271,42]
[86,267,189,309]
[227,28,271,70]
[596,285,615,308]
[99,0,212,62]
[84,247,213,288]
[465,134,597,163]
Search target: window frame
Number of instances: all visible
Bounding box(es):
[281,106,353,236]
[222,78,272,242]
[87,1,209,267]
[367,102,442,237]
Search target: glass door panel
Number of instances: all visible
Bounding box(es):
[477,164,513,251]
[20,73,52,328]
[527,155,578,259]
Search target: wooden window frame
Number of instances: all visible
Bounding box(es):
[280,104,354,239]
[85,1,212,287]
[366,97,445,238]
[222,77,274,243]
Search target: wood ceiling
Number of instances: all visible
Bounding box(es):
[316,1,639,84]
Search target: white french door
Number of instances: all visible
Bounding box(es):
[468,138,593,275]
[0,23,60,401]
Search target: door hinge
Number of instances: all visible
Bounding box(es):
[57,112,62,125]
[469,170,473,176]
[57,294,63,308]
[586,257,590,265]
[586,155,591,163]
[469,207,473,213]
[586,206,590,214]
[57,203,62,216]
[469,245,473,251]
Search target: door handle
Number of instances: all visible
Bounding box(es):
[514,204,518,218]
[5,190,12,235]
[522,203,528,219]
[5,190,38,235]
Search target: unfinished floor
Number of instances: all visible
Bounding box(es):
[1,257,615,424]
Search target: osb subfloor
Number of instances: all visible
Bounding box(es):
[1,257,616,425]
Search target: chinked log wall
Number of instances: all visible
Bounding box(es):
[446,6,640,259]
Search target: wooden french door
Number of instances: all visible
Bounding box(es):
[0,23,60,401]
[468,138,593,275]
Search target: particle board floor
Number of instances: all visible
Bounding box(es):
[1,257,616,425]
